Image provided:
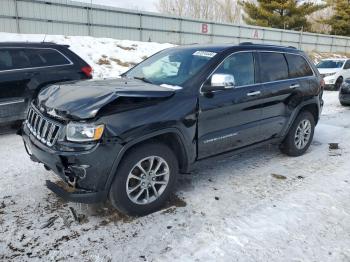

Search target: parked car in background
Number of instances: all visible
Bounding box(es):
[21,43,323,216]
[0,42,92,124]
[316,58,350,90]
[339,79,350,106]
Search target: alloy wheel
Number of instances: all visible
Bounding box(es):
[126,156,170,205]
[294,119,312,150]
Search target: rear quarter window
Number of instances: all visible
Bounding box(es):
[0,48,71,71]
[258,52,289,82]
[285,54,313,78]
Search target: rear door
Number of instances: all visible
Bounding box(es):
[0,48,32,122]
[257,52,314,140]
[198,51,265,158]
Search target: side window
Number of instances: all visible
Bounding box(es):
[344,60,350,70]
[23,48,71,67]
[9,49,31,69]
[213,52,255,86]
[0,48,70,71]
[285,54,313,78]
[259,52,288,82]
[23,49,47,67]
[0,49,13,71]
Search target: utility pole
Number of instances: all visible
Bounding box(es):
[299,26,304,49]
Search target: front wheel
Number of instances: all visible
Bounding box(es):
[109,142,178,216]
[280,111,315,157]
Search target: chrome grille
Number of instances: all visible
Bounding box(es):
[25,105,62,147]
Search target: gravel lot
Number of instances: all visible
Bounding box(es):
[0,91,350,262]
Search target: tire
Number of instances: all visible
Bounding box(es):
[109,142,178,216]
[280,111,315,157]
[334,77,343,91]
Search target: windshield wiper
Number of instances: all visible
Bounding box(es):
[133,76,153,84]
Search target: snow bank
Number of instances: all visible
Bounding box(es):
[0,32,174,79]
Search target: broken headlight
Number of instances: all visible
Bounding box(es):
[66,122,104,142]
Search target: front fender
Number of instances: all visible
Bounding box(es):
[103,127,193,192]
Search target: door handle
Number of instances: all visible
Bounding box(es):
[247,91,261,96]
[290,84,300,89]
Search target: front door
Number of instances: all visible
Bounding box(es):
[198,51,265,159]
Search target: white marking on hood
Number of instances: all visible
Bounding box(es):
[193,51,217,58]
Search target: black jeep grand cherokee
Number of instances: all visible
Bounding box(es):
[21,43,323,216]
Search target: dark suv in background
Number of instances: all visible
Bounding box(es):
[0,42,92,124]
[339,79,350,106]
[21,43,323,216]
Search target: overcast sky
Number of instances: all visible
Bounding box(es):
[74,0,158,12]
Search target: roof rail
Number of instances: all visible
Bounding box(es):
[238,42,299,50]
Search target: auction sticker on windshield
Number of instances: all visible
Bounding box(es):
[193,51,217,58]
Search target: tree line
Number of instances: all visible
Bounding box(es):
[156,0,350,36]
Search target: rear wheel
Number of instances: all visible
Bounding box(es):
[109,142,178,216]
[280,111,315,156]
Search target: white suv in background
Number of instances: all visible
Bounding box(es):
[316,58,350,90]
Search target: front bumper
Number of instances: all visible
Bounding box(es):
[339,93,350,104]
[21,124,122,203]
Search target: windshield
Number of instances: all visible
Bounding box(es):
[316,60,344,69]
[123,48,217,86]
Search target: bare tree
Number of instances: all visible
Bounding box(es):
[156,0,242,24]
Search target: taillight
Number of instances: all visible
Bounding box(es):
[81,66,93,78]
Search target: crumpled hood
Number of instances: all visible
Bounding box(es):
[37,78,176,119]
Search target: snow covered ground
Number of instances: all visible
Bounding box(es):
[0,91,350,262]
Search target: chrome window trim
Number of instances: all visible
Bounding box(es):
[200,50,316,95]
[0,47,73,73]
[0,98,25,107]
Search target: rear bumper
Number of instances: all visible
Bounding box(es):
[21,123,122,203]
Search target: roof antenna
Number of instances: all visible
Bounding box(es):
[42,34,47,43]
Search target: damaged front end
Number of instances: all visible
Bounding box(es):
[21,78,177,203]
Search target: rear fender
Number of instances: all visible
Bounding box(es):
[281,96,321,137]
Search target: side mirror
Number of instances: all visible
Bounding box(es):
[202,74,235,92]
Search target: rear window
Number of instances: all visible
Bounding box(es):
[259,52,288,82]
[0,48,71,71]
[285,54,313,78]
